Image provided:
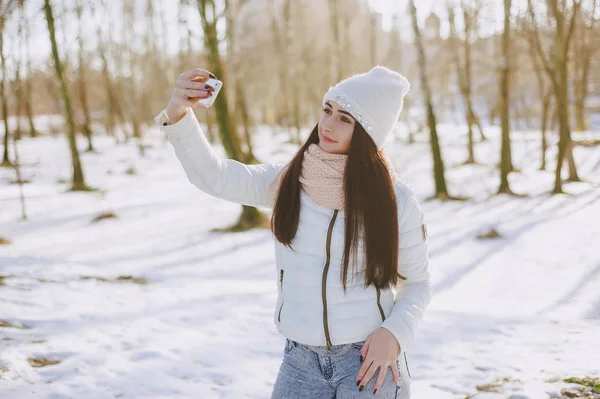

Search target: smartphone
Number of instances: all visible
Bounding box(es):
[189,77,222,108]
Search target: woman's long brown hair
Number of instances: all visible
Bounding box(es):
[270,122,405,292]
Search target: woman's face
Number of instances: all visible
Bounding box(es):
[318,101,356,154]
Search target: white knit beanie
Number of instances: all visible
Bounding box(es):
[322,66,410,150]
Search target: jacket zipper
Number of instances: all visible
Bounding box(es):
[317,210,411,378]
[278,269,284,322]
[322,209,339,353]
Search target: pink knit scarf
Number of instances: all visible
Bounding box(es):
[268,144,399,210]
[268,144,348,210]
[299,144,348,210]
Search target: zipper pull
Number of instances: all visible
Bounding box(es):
[280,270,283,283]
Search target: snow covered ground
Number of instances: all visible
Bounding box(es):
[1,121,599,399]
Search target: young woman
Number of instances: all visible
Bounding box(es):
[155,66,431,398]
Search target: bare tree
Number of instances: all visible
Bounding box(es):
[526,0,581,193]
[21,0,37,138]
[447,1,487,165]
[410,0,451,200]
[75,0,94,152]
[140,0,158,129]
[197,0,266,230]
[226,0,258,162]
[178,0,194,72]
[11,124,26,219]
[384,12,416,143]
[0,0,15,167]
[13,0,23,141]
[95,3,126,144]
[498,0,516,194]
[573,0,597,131]
[268,0,299,142]
[462,3,487,142]
[522,18,553,171]
[143,0,170,124]
[286,0,303,145]
[122,0,145,156]
[44,0,87,190]
[296,0,325,121]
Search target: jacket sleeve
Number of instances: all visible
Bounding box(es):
[380,184,432,354]
[159,107,285,209]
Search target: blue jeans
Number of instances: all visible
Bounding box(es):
[271,338,411,398]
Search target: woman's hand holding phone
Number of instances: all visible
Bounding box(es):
[166,68,222,124]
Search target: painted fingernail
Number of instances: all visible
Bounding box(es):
[373,388,378,395]
[204,84,211,89]
[356,380,360,386]
[209,73,216,79]
[359,385,364,391]
[360,355,364,362]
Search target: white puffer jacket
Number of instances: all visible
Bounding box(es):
[159,108,431,356]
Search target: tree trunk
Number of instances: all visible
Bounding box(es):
[206,108,217,143]
[178,0,192,71]
[96,1,128,144]
[269,0,294,141]
[14,13,22,142]
[498,0,514,195]
[198,1,243,160]
[44,0,87,190]
[540,93,551,170]
[526,0,580,193]
[553,81,569,193]
[565,140,579,182]
[236,81,256,163]
[448,4,486,164]
[553,67,579,188]
[410,0,449,199]
[550,0,580,192]
[198,0,266,231]
[465,112,475,164]
[122,0,144,156]
[527,21,551,172]
[20,1,38,138]
[282,0,295,141]
[572,0,595,132]
[97,25,116,141]
[573,50,590,132]
[140,0,158,129]
[24,73,37,137]
[574,92,586,132]
[76,2,94,152]
[0,22,11,167]
[473,115,486,142]
[226,0,257,164]
[461,5,487,143]
[11,124,27,220]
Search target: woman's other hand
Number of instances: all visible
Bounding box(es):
[355,327,401,394]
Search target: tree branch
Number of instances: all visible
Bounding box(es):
[527,0,555,79]
[564,0,581,56]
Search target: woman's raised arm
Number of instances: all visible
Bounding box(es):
[156,69,284,209]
